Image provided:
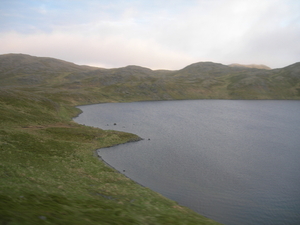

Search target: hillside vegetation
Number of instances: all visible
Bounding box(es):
[1,53,299,224]
[1,53,299,102]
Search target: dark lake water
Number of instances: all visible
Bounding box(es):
[74,100,300,225]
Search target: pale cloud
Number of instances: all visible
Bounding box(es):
[0,0,299,69]
[150,0,300,67]
[0,31,194,69]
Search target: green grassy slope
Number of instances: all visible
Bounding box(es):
[1,53,299,224]
[0,89,220,224]
[1,54,300,102]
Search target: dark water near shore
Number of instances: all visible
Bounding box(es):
[74,100,300,225]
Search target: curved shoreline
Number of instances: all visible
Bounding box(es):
[94,148,148,189]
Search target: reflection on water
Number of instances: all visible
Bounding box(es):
[74,100,300,225]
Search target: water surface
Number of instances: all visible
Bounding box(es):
[74,100,300,225]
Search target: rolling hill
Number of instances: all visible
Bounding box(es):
[228,63,271,70]
[0,53,224,225]
[1,53,299,224]
[1,53,299,102]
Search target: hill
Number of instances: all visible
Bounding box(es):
[1,54,299,224]
[228,63,271,70]
[1,54,300,101]
[0,53,98,86]
[0,54,223,224]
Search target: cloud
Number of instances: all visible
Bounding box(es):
[148,0,300,67]
[0,0,299,69]
[0,31,195,69]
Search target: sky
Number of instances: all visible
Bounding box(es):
[0,0,300,70]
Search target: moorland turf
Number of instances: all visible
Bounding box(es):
[0,89,221,224]
[2,54,300,224]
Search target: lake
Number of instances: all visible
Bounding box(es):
[74,100,300,225]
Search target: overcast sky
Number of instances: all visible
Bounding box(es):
[1,0,299,69]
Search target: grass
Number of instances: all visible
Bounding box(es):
[3,55,300,224]
[0,88,221,225]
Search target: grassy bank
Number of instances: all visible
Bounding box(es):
[0,89,221,225]
[2,53,300,224]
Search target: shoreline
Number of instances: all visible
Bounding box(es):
[94,147,148,189]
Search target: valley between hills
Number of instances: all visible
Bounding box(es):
[1,53,299,225]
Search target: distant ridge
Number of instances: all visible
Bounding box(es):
[228,63,271,70]
[0,53,98,72]
[0,53,299,101]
